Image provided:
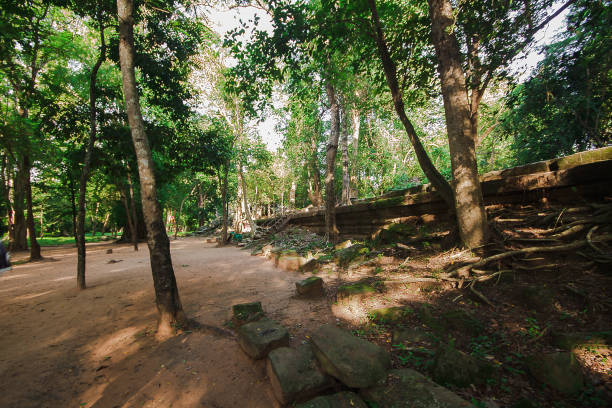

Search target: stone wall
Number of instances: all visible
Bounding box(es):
[262,147,612,239]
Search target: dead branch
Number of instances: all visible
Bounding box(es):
[468,282,495,307]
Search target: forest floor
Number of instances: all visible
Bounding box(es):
[0,237,333,408]
[2,208,611,408]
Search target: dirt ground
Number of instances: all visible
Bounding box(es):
[0,237,333,408]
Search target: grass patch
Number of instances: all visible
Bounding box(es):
[36,233,118,247]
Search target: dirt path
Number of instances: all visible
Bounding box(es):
[0,237,333,408]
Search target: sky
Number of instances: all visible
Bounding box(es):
[205,3,570,152]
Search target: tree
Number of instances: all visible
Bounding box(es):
[117,0,187,337]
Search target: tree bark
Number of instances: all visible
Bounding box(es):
[24,155,41,260]
[126,170,139,250]
[324,81,340,242]
[77,17,105,286]
[100,212,110,236]
[289,181,296,209]
[427,0,488,248]
[350,108,360,199]
[10,166,27,251]
[309,131,323,207]
[368,0,454,208]
[238,160,257,234]
[118,0,187,337]
[120,185,138,250]
[220,161,229,243]
[340,107,350,206]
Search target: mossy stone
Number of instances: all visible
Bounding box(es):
[232,301,265,327]
[433,342,496,387]
[368,306,413,324]
[296,392,367,408]
[526,352,584,395]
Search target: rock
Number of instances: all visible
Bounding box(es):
[266,345,334,404]
[334,240,353,250]
[232,301,265,327]
[552,331,612,350]
[310,324,390,388]
[299,258,319,273]
[296,392,367,408]
[277,255,309,271]
[392,328,430,345]
[296,277,324,297]
[262,244,274,258]
[368,306,413,324]
[106,249,113,254]
[360,368,473,407]
[337,281,378,306]
[520,286,554,312]
[335,244,370,267]
[433,343,495,387]
[375,223,417,244]
[440,309,483,334]
[250,248,263,256]
[237,318,290,359]
[526,352,584,395]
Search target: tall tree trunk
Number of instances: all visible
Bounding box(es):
[340,107,350,206]
[174,184,197,239]
[126,170,139,250]
[238,161,257,234]
[10,166,27,251]
[220,162,229,243]
[309,133,323,207]
[350,109,360,199]
[120,186,138,250]
[24,156,41,260]
[324,81,340,242]
[289,181,296,209]
[428,0,488,248]
[118,0,187,337]
[368,0,454,208]
[100,212,110,236]
[69,176,77,241]
[91,202,99,236]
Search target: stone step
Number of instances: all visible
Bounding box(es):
[237,318,290,359]
[310,324,390,388]
[266,344,334,405]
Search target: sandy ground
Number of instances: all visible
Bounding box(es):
[0,237,334,408]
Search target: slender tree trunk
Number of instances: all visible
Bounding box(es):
[324,81,340,242]
[368,0,454,208]
[220,162,229,243]
[100,212,110,236]
[175,184,197,239]
[238,161,257,234]
[427,0,488,248]
[340,107,350,206]
[39,205,43,238]
[120,186,138,250]
[289,181,296,209]
[350,109,360,199]
[118,0,187,337]
[309,133,323,207]
[126,170,139,250]
[10,166,27,251]
[24,156,41,260]
[69,176,77,241]
[91,202,99,237]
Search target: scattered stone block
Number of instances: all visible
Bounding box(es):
[526,352,584,395]
[232,301,265,327]
[334,240,353,250]
[335,245,370,267]
[552,331,612,350]
[277,255,309,271]
[296,276,324,297]
[266,345,334,405]
[520,286,554,312]
[262,244,274,258]
[337,281,378,306]
[368,306,412,324]
[106,249,113,254]
[360,369,473,407]
[299,258,319,273]
[392,328,430,345]
[296,392,367,408]
[433,342,495,387]
[310,324,390,388]
[237,318,290,359]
